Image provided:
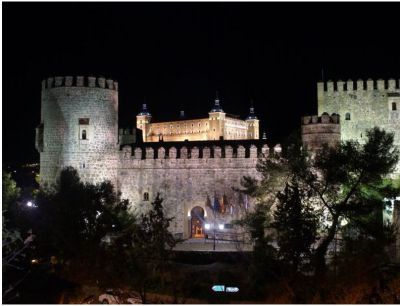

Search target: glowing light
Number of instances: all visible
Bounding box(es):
[205,223,211,230]
[218,224,224,230]
[26,201,37,208]
[226,287,239,293]
[31,259,38,264]
[212,285,225,292]
[187,211,191,217]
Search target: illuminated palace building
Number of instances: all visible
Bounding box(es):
[136,94,260,142]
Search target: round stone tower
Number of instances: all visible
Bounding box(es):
[36,76,119,188]
[301,113,341,151]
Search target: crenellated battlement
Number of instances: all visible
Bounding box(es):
[301,113,341,150]
[318,78,399,92]
[42,76,118,91]
[120,142,275,160]
[302,113,340,125]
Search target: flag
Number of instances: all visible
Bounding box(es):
[244,194,249,211]
[220,195,227,214]
[213,195,221,215]
[206,195,213,210]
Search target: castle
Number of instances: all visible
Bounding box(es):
[36,76,399,240]
[36,76,273,239]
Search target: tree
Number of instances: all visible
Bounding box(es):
[2,171,21,211]
[272,179,318,273]
[122,194,176,303]
[246,127,399,275]
[308,128,399,273]
[2,171,34,302]
[30,167,134,268]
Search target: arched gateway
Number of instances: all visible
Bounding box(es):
[190,206,205,238]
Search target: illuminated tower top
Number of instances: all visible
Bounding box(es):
[138,103,151,116]
[246,101,257,120]
[210,91,224,113]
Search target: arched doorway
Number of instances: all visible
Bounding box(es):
[190,206,205,238]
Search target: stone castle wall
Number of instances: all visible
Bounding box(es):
[318,79,400,146]
[318,78,400,173]
[117,142,273,238]
[37,76,119,187]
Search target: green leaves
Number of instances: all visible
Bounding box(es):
[273,180,318,272]
[32,167,134,261]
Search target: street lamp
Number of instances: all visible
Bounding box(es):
[26,201,37,208]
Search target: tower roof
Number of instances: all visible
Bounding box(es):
[246,101,257,120]
[210,91,224,113]
[138,103,151,116]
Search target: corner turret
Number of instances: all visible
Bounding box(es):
[208,92,226,140]
[245,101,259,139]
[136,103,152,142]
[210,91,224,113]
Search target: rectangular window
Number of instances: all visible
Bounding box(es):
[79,118,90,125]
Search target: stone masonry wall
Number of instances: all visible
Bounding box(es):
[38,76,119,187]
[318,79,400,173]
[117,143,273,238]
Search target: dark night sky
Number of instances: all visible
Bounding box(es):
[3,3,400,164]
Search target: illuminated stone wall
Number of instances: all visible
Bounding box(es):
[146,118,210,142]
[317,78,400,173]
[37,76,119,188]
[118,143,273,238]
[137,114,259,142]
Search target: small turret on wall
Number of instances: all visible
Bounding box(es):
[301,113,341,151]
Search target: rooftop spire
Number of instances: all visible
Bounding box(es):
[246,100,257,120]
[262,131,267,140]
[138,101,151,116]
[210,91,224,113]
[179,104,186,119]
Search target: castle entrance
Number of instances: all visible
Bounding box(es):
[190,206,205,238]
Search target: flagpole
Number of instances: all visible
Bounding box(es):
[213,194,216,251]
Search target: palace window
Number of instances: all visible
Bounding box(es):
[143,192,149,201]
[82,130,87,140]
[345,113,351,120]
[392,102,397,111]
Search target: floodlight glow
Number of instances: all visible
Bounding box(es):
[27,201,33,207]
[226,287,239,293]
[205,223,211,230]
[218,224,224,230]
